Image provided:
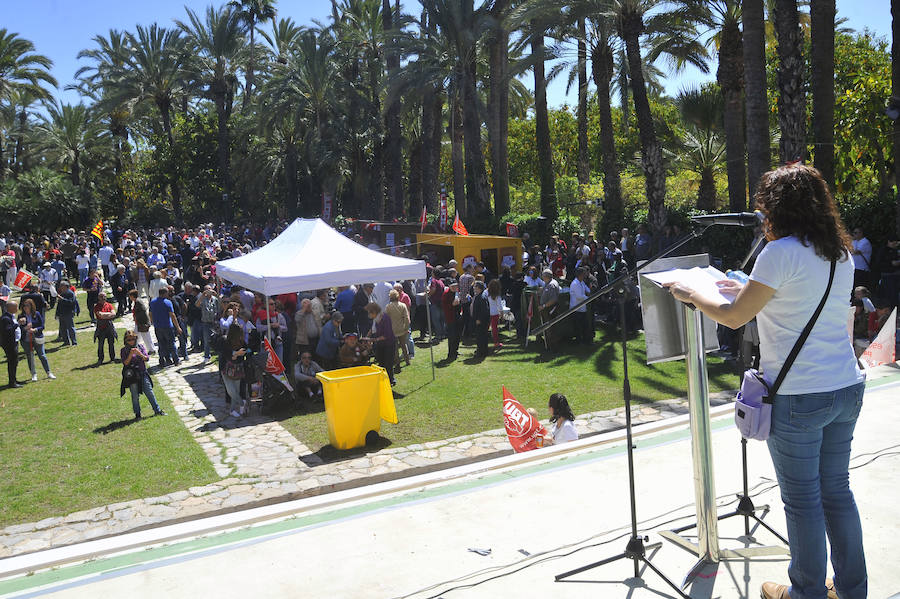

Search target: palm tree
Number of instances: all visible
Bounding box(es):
[382,0,404,219]
[576,16,590,186]
[743,0,769,198]
[675,86,726,210]
[617,0,707,234]
[261,17,305,65]
[73,29,134,213]
[329,0,388,218]
[773,0,805,163]
[0,29,56,102]
[422,0,492,223]
[487,0,512,219]
[9,89,48,176]
[810,0,835,189]
[35,102,105,187]
[177,5,246,220]
[693,0,746,211]
[110,24,191,221]
[531,19,557,221]
[228,0,277,111]
[260,30,345,214]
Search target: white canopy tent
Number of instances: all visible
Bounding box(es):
[216,218,434,379]
[216,218,426,295]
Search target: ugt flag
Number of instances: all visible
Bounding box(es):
[452,213,469,236]
[503,386,547,452]
[263,337,294,392]
[12,269,34,290]
[859,308,897,369]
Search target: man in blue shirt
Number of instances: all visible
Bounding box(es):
[149,288,182,366]
[333,285,356,332]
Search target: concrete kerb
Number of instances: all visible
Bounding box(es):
[0,401,736,581]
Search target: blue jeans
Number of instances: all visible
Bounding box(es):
[190,321,203,352]
[129,372,161,416]
[767,381,867,599]
[429,302,445,338]
[155,327,178,364]
[21,339,50,375]
[199,321,215,359]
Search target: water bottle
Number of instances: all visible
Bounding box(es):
[726,270,750,284]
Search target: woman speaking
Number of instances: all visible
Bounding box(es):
[665,164,866,599]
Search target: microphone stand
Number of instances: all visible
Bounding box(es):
[553,227,709,598]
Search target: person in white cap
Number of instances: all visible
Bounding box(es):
[38,262,59,309]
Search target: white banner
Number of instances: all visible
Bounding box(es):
[859,308,897,369]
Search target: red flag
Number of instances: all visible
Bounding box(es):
[12,269,34,290]
[263,337,294,392]
[452,214,469,236]
[505,222,519,237]
[527,294,534,323]
[420,206,427,232]
[859,308,897,369]
[502,387,547,452]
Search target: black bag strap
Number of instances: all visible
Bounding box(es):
[768,259,836,399]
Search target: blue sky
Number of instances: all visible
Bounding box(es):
[5,0,892,110]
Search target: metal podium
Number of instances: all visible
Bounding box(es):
[638,255,789,587]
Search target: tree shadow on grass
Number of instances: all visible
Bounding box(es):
[93,417,140,435]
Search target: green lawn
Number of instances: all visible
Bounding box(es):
[0,307,218,527]
[278,325,740,452]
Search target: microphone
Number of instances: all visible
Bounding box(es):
[690,211,764,227]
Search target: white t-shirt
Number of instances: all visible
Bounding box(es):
[75,254,90,269]
[551,419,578,444]
[749,236,864,394]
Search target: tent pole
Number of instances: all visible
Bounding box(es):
[425,289,435,381]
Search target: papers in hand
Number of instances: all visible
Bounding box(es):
[642,266,734,305]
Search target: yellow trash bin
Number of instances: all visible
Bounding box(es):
[316,365,399,450]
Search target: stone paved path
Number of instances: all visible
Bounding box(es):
[0,343,735,559]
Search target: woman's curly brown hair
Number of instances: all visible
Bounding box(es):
[753,163,852,262]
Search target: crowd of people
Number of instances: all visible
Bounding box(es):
[2,215,897,401]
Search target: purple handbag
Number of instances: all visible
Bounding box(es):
[734,260,836,440]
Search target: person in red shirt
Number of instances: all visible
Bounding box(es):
[441,279,461,360]
[94,291,117,364]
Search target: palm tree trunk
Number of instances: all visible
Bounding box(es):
[429,91,444,212]
[621,11,666,234]
[72,149,80,187]
[576,18,590,186]
[214,85,233,220]
[743,0,769,199]
[698,168,716,211]
[242,19,256,113]
[591,41,623,229]
[450,85,466,219]
[893,0,900,233]
[488,0,510,219]
[383,0,403,219]
[533,25,557,221]
[421,87,436,215]
[811,0,835,190]
[370,60,385,219]
[718,18,746,211]
[285,141,299,215]
[0,132,5,183]
[617,49,630,135]
[462,54,491,225]
[13,110,26,176]
[158,101,184,223]
[774,0,806,163]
